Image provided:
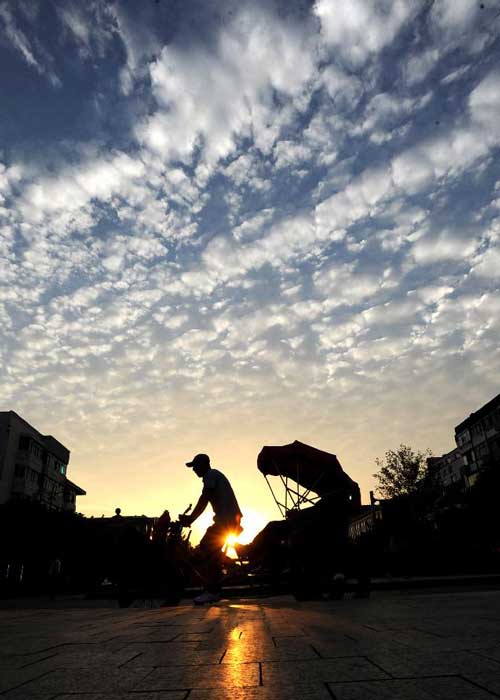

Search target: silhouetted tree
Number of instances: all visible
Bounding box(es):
[373,444,432,499]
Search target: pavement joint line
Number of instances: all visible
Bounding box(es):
[218,649,227,664]
[327,673,465,686]
[118,651,143,668]
[324,682,338,699]
[310,644,322,658]
[21,642,96,654]
[19,652,59,668]
[146,660,260,668]
[412,626,445,637]
[470,650,500,666]
[262,654,379,664]
[457,674,500,698]
[363,654,394,678]
[126,640,200,644]
[0,667,56,695]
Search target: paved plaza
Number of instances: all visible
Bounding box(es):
[2,588,500,699]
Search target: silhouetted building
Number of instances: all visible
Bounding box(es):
[0,411,85,511]
[427,448,466,491]
[349,504,382,539]
[454,392,500,487]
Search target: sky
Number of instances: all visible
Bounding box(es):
[1,0,499,543]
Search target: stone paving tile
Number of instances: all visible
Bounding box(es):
[120,642,222,666]
[2,646,142,675]
[3,691,57,700]
[172,633,214,642]
[113,628,182,642]
[366,649,500,677]
[473,645,500,662]
[55,694,187,700]
[327,676,497,699]
[5,590,500,697]
[0,637,65,655]
[104,633,190,649]
[262,657,389,685]
[0,667,60,694]
[2,688,55,700]
[0,650,57,670]
[222,641,318,663]
[136,662,260,690]
[190,685,332,699]
[462,673,500,696]
[9,666,152,695]
[311,639,406,658]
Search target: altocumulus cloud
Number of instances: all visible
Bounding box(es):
[1,0,500,509]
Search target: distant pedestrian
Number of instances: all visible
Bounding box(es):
[179,454,242,604]
[48,556,62,600]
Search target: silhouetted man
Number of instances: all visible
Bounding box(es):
[179,453,242,604]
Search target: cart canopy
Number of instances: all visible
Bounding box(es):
[257,440,361,506]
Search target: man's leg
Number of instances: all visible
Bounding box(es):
[197,524,226,596]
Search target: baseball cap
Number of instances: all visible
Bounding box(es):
[186,453,210,468]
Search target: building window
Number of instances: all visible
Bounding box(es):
[18,436,30,450]
[30,442,43,458]
[59,464,66,475]
[14,464,25,478]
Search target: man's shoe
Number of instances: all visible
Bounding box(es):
[193,591,221,605]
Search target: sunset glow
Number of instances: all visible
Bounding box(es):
[190,508,267,549]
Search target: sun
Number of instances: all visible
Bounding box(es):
[190,508,269,557]
[225,533,239,548]
[223,509,268,558]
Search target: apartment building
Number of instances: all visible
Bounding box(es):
[0,411,85,511]
[427,447,466,491]
[454,392,500,488]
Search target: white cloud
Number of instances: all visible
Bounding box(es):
[314,0,417,66]
[315,164,392,241]
[232,209,275,243]
[314,263,382,307]
[411,228,479,264]
[58,4,92,53]
[0,3,60,86]
[320,65,363,110]
[273,141,312,170]
[441,64,470,85]
[471,243,500,278]
[203,213,318,284]
[413,285,454,305]
[430,0,480,39]
[469,69,500,138]
[403,49,440,85]
[19,152,146,224]
[138,6,317,166]
[0,162,22,203]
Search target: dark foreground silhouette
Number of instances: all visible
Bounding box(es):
[1,443,499,605]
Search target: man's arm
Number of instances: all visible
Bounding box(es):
[180,493,209,526]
